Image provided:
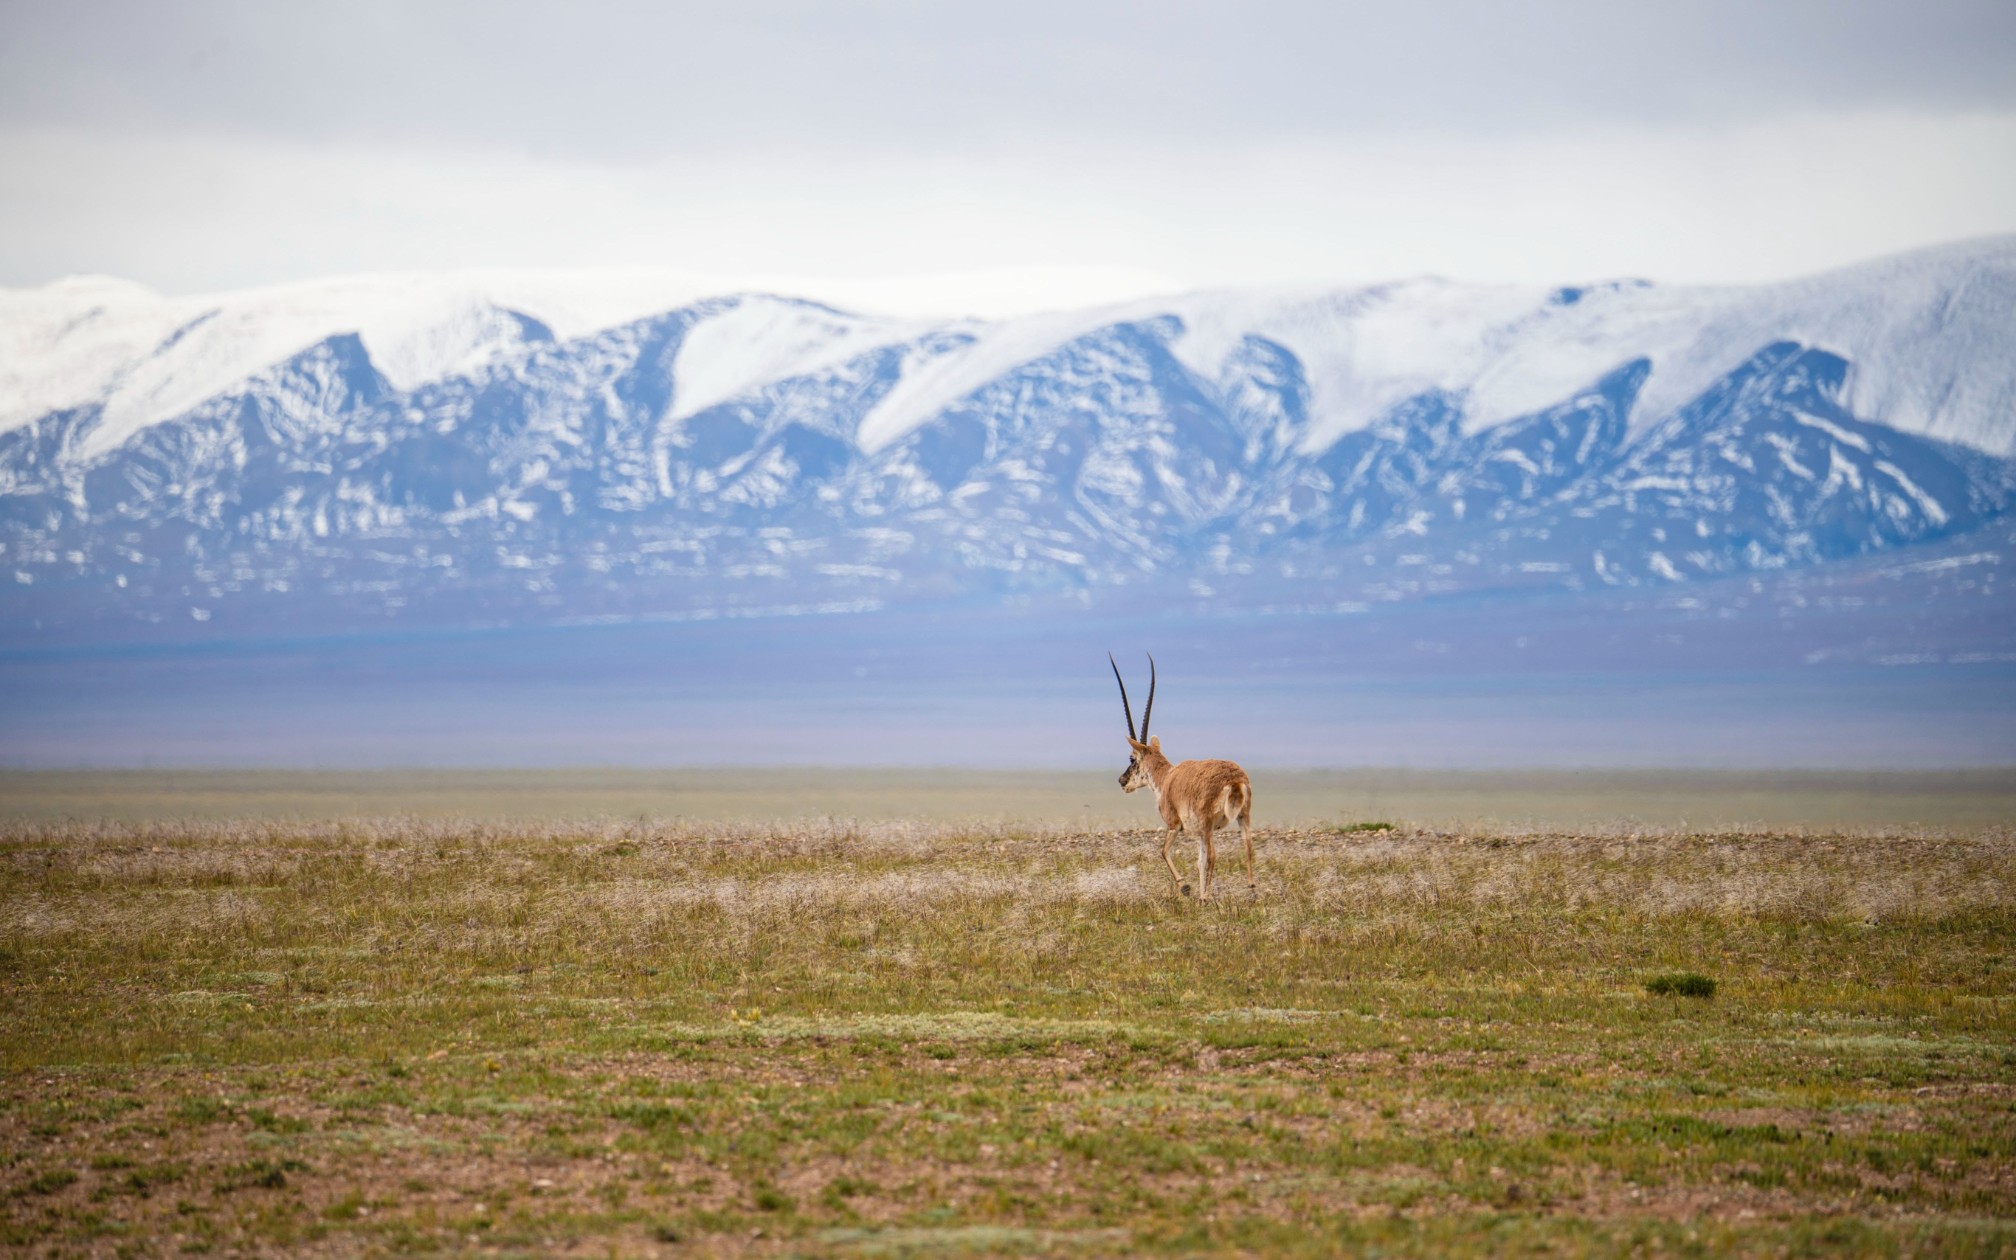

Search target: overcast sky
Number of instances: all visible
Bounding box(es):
[3,0,2014,308]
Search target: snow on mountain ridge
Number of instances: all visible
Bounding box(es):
[847,236,2016,459]
[0,275,186,438]
[1459,235,2016,455]
[70,273,708,459]
[0,269,904,455]
[666,296,933,425]
[4,236,2014,467]
[1161,236,2016,458]
[1161,279,1560,454]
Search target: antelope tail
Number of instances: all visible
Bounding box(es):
[1222,780,1252,822]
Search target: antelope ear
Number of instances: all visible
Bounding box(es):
[1127,737,1150,753]
[1148,736,1161,751]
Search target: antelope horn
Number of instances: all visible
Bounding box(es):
[1108,652,1137,742]
[1142,652,1156,742]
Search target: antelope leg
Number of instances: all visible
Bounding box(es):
[1161,827,1187,895]
[1242,816,1256,891]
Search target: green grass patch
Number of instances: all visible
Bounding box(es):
[1645,972,1718,998]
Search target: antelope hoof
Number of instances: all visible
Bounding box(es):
[1179,882,1193,898]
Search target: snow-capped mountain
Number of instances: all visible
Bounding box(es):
[3,238,2013,644]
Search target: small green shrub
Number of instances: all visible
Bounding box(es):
[23,1168,78,1195]
[215,1159,306,1192]
[323,1191,367,1220]
[176,1097,228,1124]
[1645,973,1716,998]
[1331,821,1396,834]
[244,1107,309,1134]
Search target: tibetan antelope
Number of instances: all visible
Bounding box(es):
[1109,653,1255,900]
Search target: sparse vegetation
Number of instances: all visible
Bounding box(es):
[1,788,2012,1255]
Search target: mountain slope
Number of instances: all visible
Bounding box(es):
[2,239,2013,646]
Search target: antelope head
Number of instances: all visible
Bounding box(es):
[1109,652,1162,793]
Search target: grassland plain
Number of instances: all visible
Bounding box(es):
[0,774,2014,1256]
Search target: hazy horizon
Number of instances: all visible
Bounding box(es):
[7,601,2013,771]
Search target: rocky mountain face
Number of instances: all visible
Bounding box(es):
[3,242,2014,645]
